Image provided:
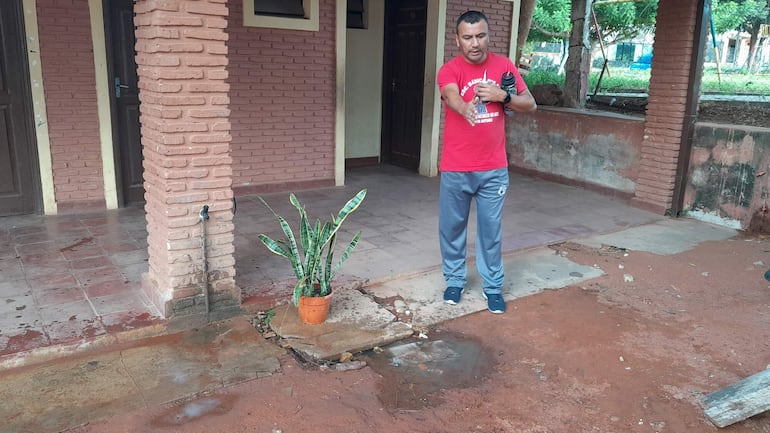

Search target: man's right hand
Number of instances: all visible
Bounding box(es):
[464,98,479,126]
[441,83,478,126]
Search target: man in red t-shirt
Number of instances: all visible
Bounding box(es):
[437,10,536,314]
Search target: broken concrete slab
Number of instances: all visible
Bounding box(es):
[268,288,414,361]
[368,246,603,327]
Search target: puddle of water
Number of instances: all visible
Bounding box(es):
[361,331,495,411]
[150,395,237,427]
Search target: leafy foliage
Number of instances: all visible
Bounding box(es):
[593,1,658,43]
[711,0,770,34]
[258,189,367,306]
[530,0,658,44]
[530,0,571,42]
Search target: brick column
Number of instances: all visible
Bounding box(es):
[631,0,699,214]
[134,0,238,323]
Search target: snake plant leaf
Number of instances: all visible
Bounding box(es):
[332,189,367,228]
[320,231,338,295]
[291,193,312,253]
[257,234,291,259]
[330,230,361,282]
[257,196,305,286]
[257,189,367,306]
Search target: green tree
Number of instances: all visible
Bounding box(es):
[592,0,658,43]
[711,0,770,72]
[712,0,768,33]
[711,0,746,33]
[530,0,571,42]
[530,0,658,43]
[528,0,658,71]
[526,0,571,73]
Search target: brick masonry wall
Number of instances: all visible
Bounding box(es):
[227,0,337,194]
[444,0,512,64]
[135,0,238,321]
[37,0,104,211]
[633,0,699,214]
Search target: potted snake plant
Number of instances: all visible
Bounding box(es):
[257,189,367,324]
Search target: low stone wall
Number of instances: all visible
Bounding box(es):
[506,108,644,198]
[684,123,770,230]
[506,107,770,231]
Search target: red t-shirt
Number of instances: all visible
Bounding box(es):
[437,52,527,172]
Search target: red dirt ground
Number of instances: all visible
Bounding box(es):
[70,234,770,433]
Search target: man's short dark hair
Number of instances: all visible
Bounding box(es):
[456,10,488,33]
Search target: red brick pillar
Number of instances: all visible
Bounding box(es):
[631,0,700,214]
[134,0,238,323]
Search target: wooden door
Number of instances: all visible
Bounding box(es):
[0,0,40,216]
[381,0,427,170]
[106,0,143,204]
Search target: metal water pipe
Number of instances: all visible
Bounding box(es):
[199,205,210,322]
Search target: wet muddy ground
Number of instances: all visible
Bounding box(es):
[361,334,496,412]
[68,234,770,433]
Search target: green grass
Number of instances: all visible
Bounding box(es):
[523,67,770,95]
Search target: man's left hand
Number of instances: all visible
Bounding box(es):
[474,82,505,104]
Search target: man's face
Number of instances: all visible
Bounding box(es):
[456,20,489,64]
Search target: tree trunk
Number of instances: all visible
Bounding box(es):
[563,0,593,108]
[745,26,760,73]
[516,0,537,64]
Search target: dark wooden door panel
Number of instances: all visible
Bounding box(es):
[381,0,427,170]
[107,0,143,204]
[0,0,39,216]
[0,110,17,193]
[119,104,143,200]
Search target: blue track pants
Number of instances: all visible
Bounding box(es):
[438,169,508,295]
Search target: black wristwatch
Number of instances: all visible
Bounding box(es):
[503,92,512,105]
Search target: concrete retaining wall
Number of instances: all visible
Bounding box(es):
[506,107,770,231]
[506,108,644,197]
[684,123,770,230]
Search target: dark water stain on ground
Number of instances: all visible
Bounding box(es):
[59,237,95,252]
[361,331,496,412]
[150,394,238,427]
[748,207,770,234]
[1,329,47,356]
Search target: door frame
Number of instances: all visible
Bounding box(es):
[14,0,51,215]
[94,0,123,209]
[92,0,120,209]
[417,0,443,177]
[380,0,428,170]
[335,0,443,181]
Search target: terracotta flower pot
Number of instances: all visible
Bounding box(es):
[297,290,333,324]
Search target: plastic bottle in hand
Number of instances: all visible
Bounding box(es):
[501,71,517,116]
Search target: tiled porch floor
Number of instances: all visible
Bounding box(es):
[0,205,159,358]
[0,165,662,360]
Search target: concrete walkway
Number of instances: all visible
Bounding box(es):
[0,214,738,433]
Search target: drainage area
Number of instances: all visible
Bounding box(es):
[360,331,496,411]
